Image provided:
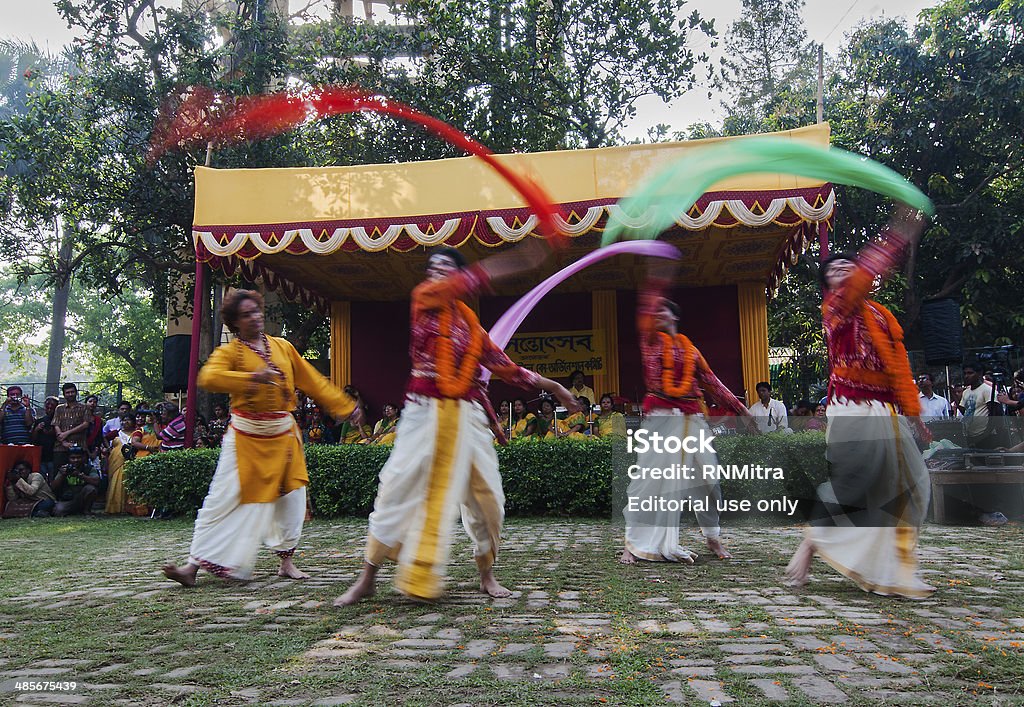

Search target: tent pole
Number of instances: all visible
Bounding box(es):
[185,259,205,448]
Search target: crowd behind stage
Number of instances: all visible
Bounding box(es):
[3,361,1023,519]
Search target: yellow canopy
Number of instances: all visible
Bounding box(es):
[192,123,833,302]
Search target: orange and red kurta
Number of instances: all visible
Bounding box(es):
[637,280,748,416]
[405,264,540,402]
[823,234,920,416]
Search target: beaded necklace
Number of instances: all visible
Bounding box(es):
[238,334,288,406]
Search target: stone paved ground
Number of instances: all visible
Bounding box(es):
[0,517,1023,705]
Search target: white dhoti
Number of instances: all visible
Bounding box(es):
[806,399,933,598]
[189,414,306,580]
[624,411,723,562]
[365,395,504,600]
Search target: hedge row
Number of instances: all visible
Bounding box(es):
[123,432,827,518]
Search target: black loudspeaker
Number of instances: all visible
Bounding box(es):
[919,298,963,366]
[163,335,191,393]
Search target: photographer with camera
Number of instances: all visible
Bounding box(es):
[0,386,35,445]
[5,460,56,517]
[50,446,100,516]
[996,368,1024,415]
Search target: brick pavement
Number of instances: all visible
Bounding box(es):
[1,520,1022,705]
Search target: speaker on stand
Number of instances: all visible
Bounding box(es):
[919,298,962,405]
[162,335,191,394]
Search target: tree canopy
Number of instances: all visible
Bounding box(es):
[1,0,718,390]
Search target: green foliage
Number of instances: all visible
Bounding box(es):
[304,443,393,516]
[124,434,827,519]
[711,431,826,503]
[709,0,1024,355]
[497,437,613,515]
[0,274,166,400]
[123,448,220,515]
[719,0,815,118]
[402,0,717,149]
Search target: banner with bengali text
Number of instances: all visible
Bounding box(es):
[504,330,605,377]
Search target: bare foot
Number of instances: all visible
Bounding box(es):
[278,558,310,580]
[676,549,698,564]
[334,578,375,606]
[783,539,814,588]
[479,569,512,598]
[619,549,638,565]
[706,537,732,559]
[162,563,198,588]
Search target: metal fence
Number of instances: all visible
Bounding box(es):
[0,380,131,416]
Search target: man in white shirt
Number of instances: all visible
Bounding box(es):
[102,401,133,442]
[959,362,994,446]
[916,373,951,420]
[748,381,788,433]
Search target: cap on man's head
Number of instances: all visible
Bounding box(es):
[67,445,86,456]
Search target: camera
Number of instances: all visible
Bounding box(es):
[975,346,1015,384]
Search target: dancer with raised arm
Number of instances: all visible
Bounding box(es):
[621,259,756,565]
[785,207,935,598]
[163,290,359,586]
[336,241,579,605]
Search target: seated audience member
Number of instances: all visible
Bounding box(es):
[803,403,827,432]
[561,397,591,437]
[367,403,400,445]
[917,373,951,420]
[567,370,597,411]
[497,400,512,435]
[1,385,35,445]
[194,413,209,444]
[157,403,187,451]
[5,461,56,516]
[787,400,813,431]
[132,412,160,458]
[103,401,133,442]
[51,446,100,516]
[106,416,146,514]
[593,393,626,437]
[305,406,329,444]
[537,397,559,438]
[510,398,538,440]
[338,386,371,443]
[747,381,788,433]
[31,396,59,481]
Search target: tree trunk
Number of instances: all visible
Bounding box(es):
[45,223,74,396]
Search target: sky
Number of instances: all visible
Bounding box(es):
[1,0,938,138]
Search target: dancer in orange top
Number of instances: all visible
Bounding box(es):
[336,242,578,605]
[785,207,934,598]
